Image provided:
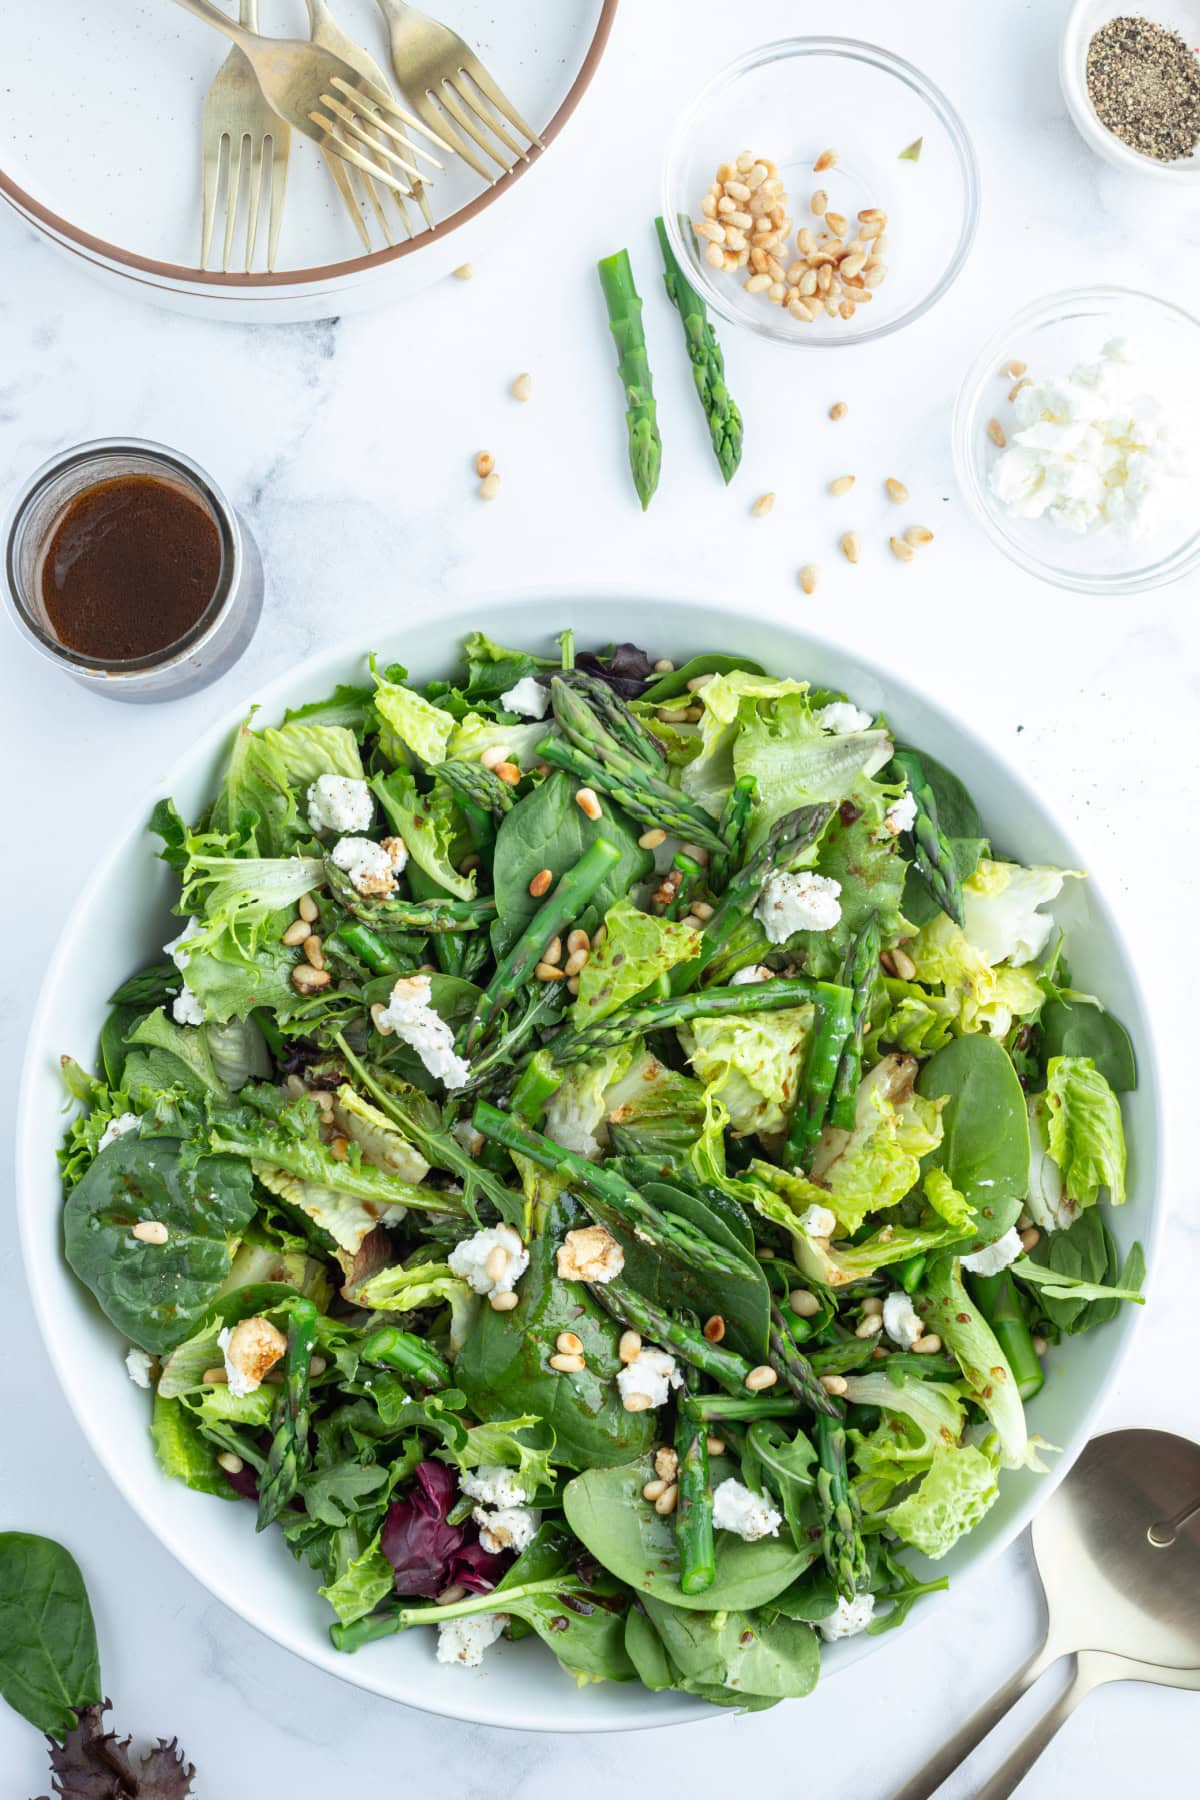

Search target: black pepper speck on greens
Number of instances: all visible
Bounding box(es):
[1086,15,1200,163]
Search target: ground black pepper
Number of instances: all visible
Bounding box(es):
[1086,15,1200,162]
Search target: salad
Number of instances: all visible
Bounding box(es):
[58,631,1143,1709]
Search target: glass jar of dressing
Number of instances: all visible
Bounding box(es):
[2,438,262,700]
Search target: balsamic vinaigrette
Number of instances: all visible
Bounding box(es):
[38,473,222,662]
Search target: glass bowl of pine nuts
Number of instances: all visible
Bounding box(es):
[662,37,979,347]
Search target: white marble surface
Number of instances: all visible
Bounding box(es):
[1,0,1198,1792]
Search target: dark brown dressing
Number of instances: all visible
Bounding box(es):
[39,473,222,661]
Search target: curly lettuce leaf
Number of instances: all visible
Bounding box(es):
[680,670,811,817]
[447,711,552,768]
[878,982,958,1056]
[544,1041,640,1159]
[680,1004,814,1136]
[319,1533,395,1625]
[574,898,701,1021]
[351,1260,468,1312]
[845,1371,967,1510]
[743,1174,962,1287]
[922,1256,1028,1469]
[796,1060,945,1234]
[909,912,1043,1039]
[734,696,893,847]
[786,781,909,978]
[884,1444,1000,1559]
[371,766,475,900]
[1043,1055,1127,1206]
[922,1167,975,1233]
[371,668,456,768]
[606,1052,707,1159]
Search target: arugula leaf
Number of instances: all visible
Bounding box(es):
[1019,1208,1145,1334]
[0,1534,102,1738]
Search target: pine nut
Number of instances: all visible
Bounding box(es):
[744,1365,778,1392]
[904,526,934,548]
[810,188,829,215]
[1032,1334,1049,1357]
[704,194,721,218]
[564,949,589,977]
[707,1436,726,1457]
[511,372,532,402]
[566,929,591,956]
[745,162,768,188]
[789,300,816,322]
[789,1288,821,1317]
[829,475,855,497]
[639,827,667,849]
[797,227,817,255]
[679,915,703,931]
[912,1333,943,1355]
[535,962,565,982]
[549,1352,585,1373]
[864,265,887,288]
[329,1135,349,1162]
[825,211,849,238]
[291,964,331,994]
[654,1483,679,1516]
[217,1453,244,1475]
[303,934,325,970]
[528,868,553,898]
[889,536,916,564]
[1020,1226,1041,1251]
[840,532,861,565]
[480,743,511,770]
[798,270,819,297]
[704,243,725,269]
[703,1315,726,1343]
[987,418,1007,448]
[890,946,917,980]
[751,492,776,518]
[799,563,820,595]
[479,472,501,500]
[281,918,310,946]
[820,1374,849,1396]
[1001,359,1027,378]
[814,148,838,172]
[725,179,751,201]
[542,936,563,966]
[298,892,320,923]
[885,477,909,504]
[657,706,690,724]
[653,1447,680,1483]
[475,450,494,478]
[452,263,473,280]
[745,272,771,294]
[858,208,887,225]
[556,1331,584,1356]
[486,1245,511,1282]
[132,1220,169,1245]
[436,1584,468,1606]
[618,1330,642,1364]
[829,401,847,420]
[490,1291,519,1312]
[767,281,787,302]
[642,1478,668,1502]
[861,1297,885,1316]
[840,252,867,279]
[566,976,580,995]
[839,300,856,321]
[494,761,521,785]
[855,1313,884,1338]
[202,1367,229,1385]
[623,1393,654,1412]
[1009,378,1032,403]
[575,787,602,821]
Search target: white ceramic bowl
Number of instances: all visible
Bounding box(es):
[17,595,1161,1731]
[1061,1,1200,181]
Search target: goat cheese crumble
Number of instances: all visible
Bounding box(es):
[173,986,205,1026]
[331,835,408,897]
[165,921,207,1021]
[374,973,470,1090]
[125,1347,155,1389]
[459,1466,528,1509]
[164,917,203,969]
[817,701,873,734]
[218,1316,287,1397]
[883,791,917,836]
[883,1290,924,1349]
[99,1112,140,1152]
[500,675,551,718]
[557,1225,624,1284]
[797,1203,838,1240]
[712,1478,782,1542]
[755,870,842,942]
[961,1225,1024,1277]
[473,1505,538,1555]
[449,1224,529,1297]
[617,1347,681,1411]
[436,1612,508,1667]
[818,1593,876,1641]
[307,774,373,834]
[730,964,772,985]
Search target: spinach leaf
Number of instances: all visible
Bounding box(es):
[99,1004,144,1091]
[454,1202,656,1470]
[1022,1209,1146,1334]
[63,1137,257,1354]
[918,1034,1030,1245]
[770,1567,839,1621]
[1040,994,1137,1092]
[563,1456,813,1610]
[0,1534,102,1738]
[624,1605,677,1689]
[639,653,766,705]
[641,1177,758,1266]
[641,1592,819,1700]
[108,964,182,1009]
[490,773,652,955]
[611,1180,772,1361]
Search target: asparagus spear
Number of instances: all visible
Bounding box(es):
[434,758,515,820]
[768,1305,841,1418]
[829,913,881,1131]
[257,1299,319,1531]
[674,804,833,991]
[463,838,623,1053]
[815,1410,869,1603]
[889,748,965,928]
[535,733,726,854]
[968,1270,1045,1400]
[546,974,827,1065]
[590,1279,754,1394]
[598,249,662,510]
[655,215,743,484]
[326,920,408,976]
[510,1047,563,1126]
[682,1392,801,1424]
[356,1325,451,1391]
[324,863,498,934]
[674,1397,716,1595]
[708,775,756,895]
[785,983,855,1169]
[552,670,667,772]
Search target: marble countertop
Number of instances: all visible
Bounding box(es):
[1,0,1197,1792]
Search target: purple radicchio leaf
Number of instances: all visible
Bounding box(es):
[574,642,654,698]
[380,1461,507,1599]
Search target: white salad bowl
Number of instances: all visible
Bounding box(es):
[16,594,1162,1732]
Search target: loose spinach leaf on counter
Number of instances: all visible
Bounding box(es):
[0,1534,101,1739]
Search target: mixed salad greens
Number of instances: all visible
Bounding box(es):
[58,630,1144,1709]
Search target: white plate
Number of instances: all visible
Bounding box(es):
[17,594,1162,1731]
[0,1,614,321]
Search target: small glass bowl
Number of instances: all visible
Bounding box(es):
[662,37,979,349]
[953,287,1200,596]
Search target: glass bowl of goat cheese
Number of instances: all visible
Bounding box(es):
[953,287,1200,594]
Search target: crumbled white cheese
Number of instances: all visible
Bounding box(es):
[500,675,551,719]
[557,1225,625,1284]
[448,1224,529,1297]
[818,1593,876,1641]
[989,341,1180,538]
[755,870,842,942]
[883,1290,924,1349]
[617,1347,681,1410]
[172,986,205,1027]
[331,835,407,897]
[125,1347,155,1389]
[99,1112,140,1152]
[217,1316,287,1397]
[797,1203,838,1240]
[817,701,874,735]
[164,917,203,969]
[473,1505,538,1555]
[307,773,373,834]
[961,1226,1024,1277]
[730,964,772,985]
[712,1478,782,1542]
[459,1465,529,1509]
[451,1119,484,1156]
[375,973,470,1090]
[883,791,917,836]
[436,1612,508,1667]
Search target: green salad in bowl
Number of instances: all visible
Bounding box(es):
[56,628,1143,1711]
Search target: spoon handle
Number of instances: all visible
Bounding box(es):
[891,1638,1062,1800]
[971,1649,1115,1800]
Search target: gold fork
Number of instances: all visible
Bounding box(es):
[200,0,291,272]
[172,0,445,198]
[373,0,543,183]
[304,0,436,248]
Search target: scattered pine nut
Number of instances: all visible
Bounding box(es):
[814,148,838,172]
[703,1315,726,1343]
[890,946,918,980]
[829,474,855,497]
[528,868,553,898]
[493,761,521,785]
[618,1330,642,1364]
[542,936,563,966]
[475,450,494,478]
[485,1245,511,1283]
[302,934,325,970]
[751,492,776,518]
[820,1373,849,1396]
[987,418,1007,448]
[825,211,849,238]
[799,563,820,595]
[329,1135,349,1162]
[479,471,501,500]
[638,827,667,850]
[217,1453,244,1475]
[480,743,511,769]
[912,1333,943,1355]
[566,976,580,995]
[840,531,861,565]
[556,1331,584,1356]
[855,1313,884,1338]
[653,658,674,673]
[829,401,847,420]
[549,1352,585,1373]
[511,372,532,402]
[1020,1226,1041,1251]
[1009,378,1032,403]
[1001,359,1027,378]
[202,1367,229,1385]
[889,535,916,563]
[707,1436,727,1457]
[564,948,589,978]
[575,787,602,821]
[789,1288,821,1317]
[623,1393,654,1413]
[643,1478,668,1502]
[452,263,473,280]
[132,1220,169,1246]
[904,526,934,547]
[810,188,829,215]
[298,893,320,924]
[281,917,310,947]
[291,964,331,994]
[654,1483,680,1517]
[534,962,565,982]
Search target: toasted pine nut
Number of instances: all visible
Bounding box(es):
[829,474,855,497]
[704,194,720,218]
[704,242,725,269]
[303,934,325,970]
[690,900,714,922]
[825,211,849,238]
[840,532,861,565]
[820,1374,849,1396]
[707,1436,726,1457]
[1001,359,1027,378]
[623,1393,654,1412]
[638,826,667,849]
[618,1330,642,1364]
[203,1367,229,1385]
[789,1288,821,1317]
[1009,378,1032,403]
[890,946,918,980]
[797,227,817,255]
[811,188,829,215]
[744,1364,778,1392]
[132,1220,169,1245]
[987,418,1007,448]
[542,936,563,966]
[490,1291,520,1312]
[889,536,916,564]
[575,787,602,821]
[556,1331,584,1356]
[298,892,320,923]
[511,372,532,402]
[885,477,910,504]
[329,1135,349,1162]
[1032,1334,1049,1357]
[217,1453,244,1475]
[475,450,494,478]
[480,743,510,770]
[642,1478,668,1502]
[654,1447,679,1482]
[695,219,726,244]
[799,563,820,595]
[751,492,776,518]
[745,272,771,294]
[549,1352,585,1373]
[534,962,564,982]
[566,976,580,995]
[1020,1226,1041,1251]
[789,300,816,322]
[494,761,521,785]
[452,263,473,280]
[912,1333,943,1355]
[564,949,589,978]
[566,929,591,956]
[291,964,331,994]
[861,1297,885,1316]
[486,1245,511,1282]
[703,1315,726,1343]
[829,401,847,420]
[855,1313,884,1338]
[839,299,856,320]
[840,252,867,279]
[654,1483,679,1516]
[479,472,501,500]
[814,148,838,172]
[904,526,934,547]
[528,867,553,898]
[436,1584,468,1607]
[281,917,310,946]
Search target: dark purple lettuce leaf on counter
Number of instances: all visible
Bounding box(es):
[575,642,654,698]
[380,1461,507,1599]
[38,1701,195,1800]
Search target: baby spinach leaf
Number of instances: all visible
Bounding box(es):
[490,773,652,955]
[918,1034,1030,1245]
[641,1592,819,1700]
[0,1534,102,1739]
[1040,994,1137,1092]
[1022,1209,1145,1334]
[639,654,766,705]
[509,1575,637,1685]
[563,1456,813,1611]
[635,1176,758,1267]
[63,1137,257,1354]
[624,1605,677,1690]
[454,1202,656,1470]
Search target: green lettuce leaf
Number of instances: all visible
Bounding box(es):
[962,860,1081,968]
[733,696,893,846]
[574,898,701,1020]
[447,711,553,768]
[680,670,811,817]
[680,1004,814,1136]
[743,1175,963,1287]
[371,670,456,767]
[845,1371,967,1511]
[209,714,302,857]
[796,1057,945,1234]
[785,781,909,977]
[1043,1055,1127,1206]
[332,1085,430,1185]
[909,913,1043,1039]
[351,1260,469,1312]
[319,1532,394,1625]
[877,982,958,1056]
[606,1052,707,1159]
[261,720,363,786]
[544,1041,640,1159]
[249,1165,410,1257]
[922,1257,1028,1469]
[370,766,475,900]
[151,1394,240,1500]
[884,1444,1000,1559]
[1009,1255,1144,1308]
[922,1167,975,1232]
